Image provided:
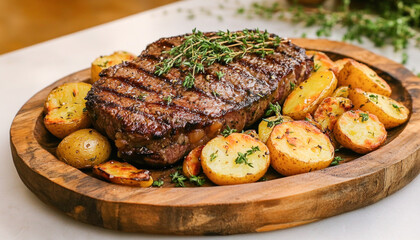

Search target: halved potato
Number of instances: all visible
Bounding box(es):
[44,82,92,139]
[334,110,387,154]
[334,58,352,73]
[201,133,270,185]
[183,145,204,178]
[338,59,391,96]
[93,160,153,187]
[56,129,111,169]
[331,86,349,98]
[306,50,339,74]
[348,88,409,129]
[282,70,338,120]
[267,121,334,176]
[258,115,294,143]
[91,51,136,83]
[243,129,260,140]
[313,97,353,133]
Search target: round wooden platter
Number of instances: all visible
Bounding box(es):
[10,39,420,235]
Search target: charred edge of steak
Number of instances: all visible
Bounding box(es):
[85,31,313,166]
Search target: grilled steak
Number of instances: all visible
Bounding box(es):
[85,31,313,166]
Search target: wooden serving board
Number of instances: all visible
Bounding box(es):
[10,39,420,235]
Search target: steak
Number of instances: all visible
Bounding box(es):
[85,31,313,166]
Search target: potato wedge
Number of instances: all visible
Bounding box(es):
[334,110,387,154]
[91,51,136,83]
[314,97,353,133]
[56,129,111,169]
[338,59,391,96]
[267,121,334,176]
[348,88,409,129]
[93,160,153,187]
[283,70,338,120]
[183,146,204,178]
[201,133,270,185]
[306,51,339,75]
[331,86,349,98]
[44,82,92,139]
[258,115,294,143]
[334,58,352,73]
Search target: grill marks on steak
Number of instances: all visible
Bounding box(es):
[86,32,313,166]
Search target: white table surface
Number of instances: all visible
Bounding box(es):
[1,0,419,239]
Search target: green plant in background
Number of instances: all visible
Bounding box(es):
[238,0,420,64]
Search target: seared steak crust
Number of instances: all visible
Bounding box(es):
[86,32,313,166]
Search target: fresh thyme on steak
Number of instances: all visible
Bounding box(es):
[85,29,313,166]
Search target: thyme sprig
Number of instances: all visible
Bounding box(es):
[155,28,286,88]
[235,146,260,168]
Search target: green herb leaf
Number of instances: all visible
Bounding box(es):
[359,113,369,122]
[265,102,282,116]
[221,126,237,137]
[330,156,344,166]
[189,175,206,186]
[152,179,164,187]
[234,146,260,168]
[263,116,283,128]
[210,150,218,161]
[170,171,187,187]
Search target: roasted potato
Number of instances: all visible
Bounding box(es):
[183,146,204,178]
[201,133,270,185]
[91,51,136,83]
[44,82,92,139]
[313,97,353,133]
[258,115,294,143]
[334,58,351,73]
[243,129,260,140]
[267,121,334,176]
[348,88,410,129]
[306,50,339,74]
[331,86,349,98]
[283,70,338,119]
[334,110,387,154]
[338,59,391,97]
[93,160,153,187]
[56,129,111,169]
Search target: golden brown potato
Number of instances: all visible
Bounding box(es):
[258,115,294,143]
[44,82,92,139]
[93,160,153,188]
[334,58,352,73]
[56,129,111,169]
[91,51,136,83]
[283,70,338,119]
[267,121,334,176]
[306,50,339,75]
[313,97,353,133]
[201,133,270,185]
[334,110,387,154]
[338,59,391,96]
[331,86,350,98]
[243,129,260,140]
[183,145,204,178]
[348,88,410,129]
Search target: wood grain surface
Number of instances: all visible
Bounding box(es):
[10,39,420,235]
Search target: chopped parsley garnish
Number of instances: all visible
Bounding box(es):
[265,102,282,116]
[359,113,369,122]
[234,146,260,168]
[221,126,237,137]
[330,156,344,166]
[369,94,379,104]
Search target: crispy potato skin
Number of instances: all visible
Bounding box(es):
[183,146,204,178]
[334,58,351,73]
[314,97,353,133]
[44,82,92,139]
[201,133,270,185]
[90,51,136,83]
[267,121,334,176]
[338,59,392,97]
[56,129,111,169]
[258,115,294,143]
[331,86,349,98]
[348,88,409,129]
[334,110,387,154]
[93,160,153,187]
[306,51,339,75]
[283,70,338,119]
[243,129,260,141]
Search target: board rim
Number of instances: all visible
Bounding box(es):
[10,38,420,235]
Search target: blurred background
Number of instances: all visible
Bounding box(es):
[0,0,179,54]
